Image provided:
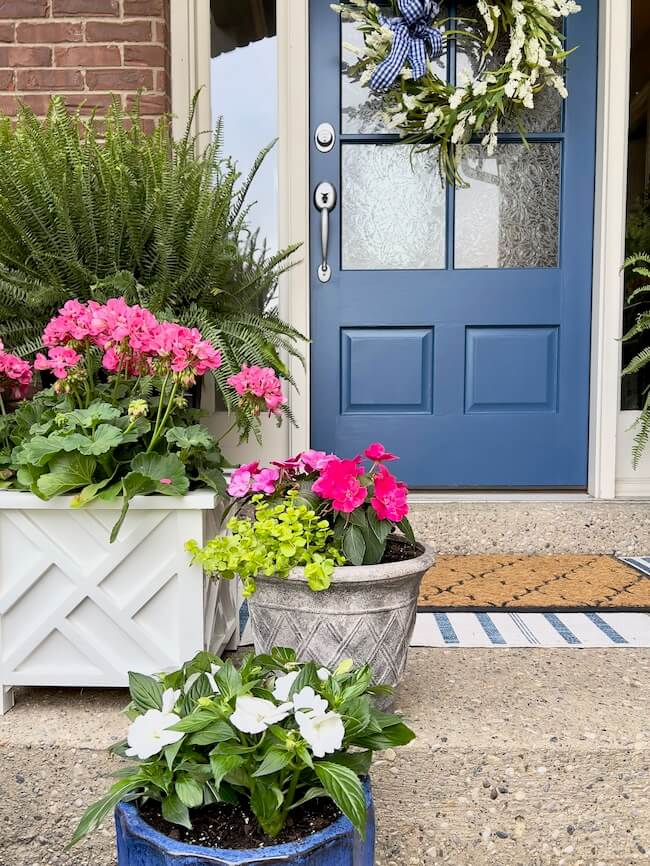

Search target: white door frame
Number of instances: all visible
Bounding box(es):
[169,0,648,500]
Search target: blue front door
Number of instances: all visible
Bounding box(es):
[309,2,598,488]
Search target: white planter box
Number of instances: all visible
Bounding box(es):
[0,491,239,712]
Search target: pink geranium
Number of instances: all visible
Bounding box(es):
[364,442,398,463]
[228,461,260,498]
[312,456,367,513]
[0,339,33,401]
[300,449,336,472]
[227,365,286,417]
[251,467,280,494]
[371,465,409,522]
[34,346,82,380]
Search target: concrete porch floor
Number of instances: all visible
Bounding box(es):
[1,649,649,866]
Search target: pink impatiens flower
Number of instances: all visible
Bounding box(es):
[364,442,398,463]
[227,365,286,417]
[34,346,82,380]
[300,449,336,472]
[227,461,260,498]
[371,465,409,523]
[312,456,367,513]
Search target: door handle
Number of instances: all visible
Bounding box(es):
[314,181,337,283]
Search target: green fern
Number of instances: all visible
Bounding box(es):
[622,253,650,467]
[0,96,304,440]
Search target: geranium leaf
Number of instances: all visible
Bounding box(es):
[74,424,124,456]
[130,452,189,496]
[66,401,121,428]
[70,476,114,508]
[166,425,215,450]
[36,454,97,498]
[313,761,367,837]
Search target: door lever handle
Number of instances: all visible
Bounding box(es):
[314,181,336,283]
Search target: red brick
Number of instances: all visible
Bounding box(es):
[55,44,120,66]
[86,20,151,42]
[126,91,167,114]
[0,68,14,89]
[154,67,168,91]
[0,45,50,66]
[11,92,50,113]
[85,67,153,90]
[153,19,167,43]
[0,22,14,41]
[124,0,163,14]
[54,91,115,111]
[0,93,18,114]
[124,43,165,67]
[53,0,118,14]
[0,0,48,18]
[17,20,83,42]
[17,68,83,90]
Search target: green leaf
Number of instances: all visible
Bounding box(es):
[70,476,114,508]
[210,753,244,791]
[290,786,327,810]
[36,453,97,498]
[325,751,372,776]
[252,748,292,777]
[73,424,124,456]
[163,739,184,771]
[14,435,67,467]
[176,775,204,809]
[361,524,384,565]
[130,452,189,496]
[397,516,416,544]
[368,508,391,544]
[214,661,243,700]
[161,793,192,829]
[69,778,143,847]
[187,720,237,747]
[342,697,372,739]
[166,425,215,450]
[342,525,366,566]
[66,401,122,428]
[313,761,367,837]
[270,647,297,667]
[251,780,283,836]
[355,721,416,750]
[170,710,217,733]
[128,672,163,711]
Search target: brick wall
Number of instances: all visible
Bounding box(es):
[0,0,170,129]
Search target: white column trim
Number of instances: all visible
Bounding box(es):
[169,0,211,149]
[589,0,631,498]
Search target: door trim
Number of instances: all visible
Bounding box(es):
[170,0,648,498]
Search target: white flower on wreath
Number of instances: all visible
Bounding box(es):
[230,695,292,734]
[296,709,345,758]
[126,709,183,760]
[448,87,466,110]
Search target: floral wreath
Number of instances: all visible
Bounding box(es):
[334,0,581,185]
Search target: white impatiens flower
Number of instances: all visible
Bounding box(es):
[161,688,181,714]
[125,710,183,760]
[292,686,328,714]
[205,663,221,694]
[230,696,292,734]
[183,672,201,694]
[296,710,345,758]
[317,667,331,682]
[272,671,300,701]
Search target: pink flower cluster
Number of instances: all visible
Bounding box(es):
[228,461,280,498]
[37,298,221,383]
[0,339,33,401]
[227,365,286,417]
[370,464,408,522]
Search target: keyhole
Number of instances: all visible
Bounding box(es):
[321,192,329,206]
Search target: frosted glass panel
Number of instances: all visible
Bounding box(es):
[454,143,561,269]
[342,145,446,270]
[456,5,562,133]
[341,16,446,134]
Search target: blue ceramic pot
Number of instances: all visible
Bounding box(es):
[114,779,375,866]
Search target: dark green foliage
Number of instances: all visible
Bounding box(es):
[622,253,650,466]
[0,96,304,438]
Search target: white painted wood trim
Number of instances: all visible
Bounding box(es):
[169,0,212,149]
[0,491,217,510]
[277,0,311,456]
[588,0,630,499]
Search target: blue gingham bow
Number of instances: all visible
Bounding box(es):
[369,0,444,93]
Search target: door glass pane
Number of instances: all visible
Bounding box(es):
[455,5,562,133]
[454,143,561,269]
[341,14,446,134]
[342,145,446,270]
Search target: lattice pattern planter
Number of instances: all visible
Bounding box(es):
[0,491,238,713]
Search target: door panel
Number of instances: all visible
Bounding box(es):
[310,1,598,488]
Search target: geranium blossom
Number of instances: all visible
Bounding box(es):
[227,461,260,498]
[34,346,82,380]
[227,364,286,417]
[0,339,32,400]
[312,456,367,513]
[371,465,409,522]
[300,449,336,472]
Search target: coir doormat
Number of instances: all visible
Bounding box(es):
[418,554,650,612]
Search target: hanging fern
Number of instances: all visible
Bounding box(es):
[0,96,304,440]
[622,253,650,467]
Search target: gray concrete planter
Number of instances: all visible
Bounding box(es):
[248,540,435,689]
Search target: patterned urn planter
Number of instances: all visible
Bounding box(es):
[248,540,435,688]
[0,490,239,713]
[114,779,375,866]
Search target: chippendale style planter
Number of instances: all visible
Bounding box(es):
[114,779,375,866]
[0,491,238,713]
[248,541,435,688]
